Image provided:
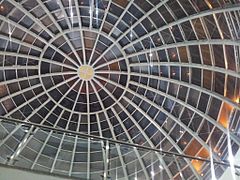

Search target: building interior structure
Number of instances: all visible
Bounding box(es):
[0,0,240,179]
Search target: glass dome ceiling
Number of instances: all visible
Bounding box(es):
[0,0,240,179]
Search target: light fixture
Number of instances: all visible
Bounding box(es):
[235,98,239,103]
[24,129,29,133]
[183,141,187,145]
[130,32,133,38]
[106,144,109,150]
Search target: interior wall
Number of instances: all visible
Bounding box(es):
[220,149,240,180]
[0,165,74,180]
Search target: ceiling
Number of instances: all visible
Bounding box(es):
[0,0,240,179]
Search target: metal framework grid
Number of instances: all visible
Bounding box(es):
[0,0,239,179]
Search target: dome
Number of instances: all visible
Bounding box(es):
[0,0,240,179]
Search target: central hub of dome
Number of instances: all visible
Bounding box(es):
[78,65,94,80]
